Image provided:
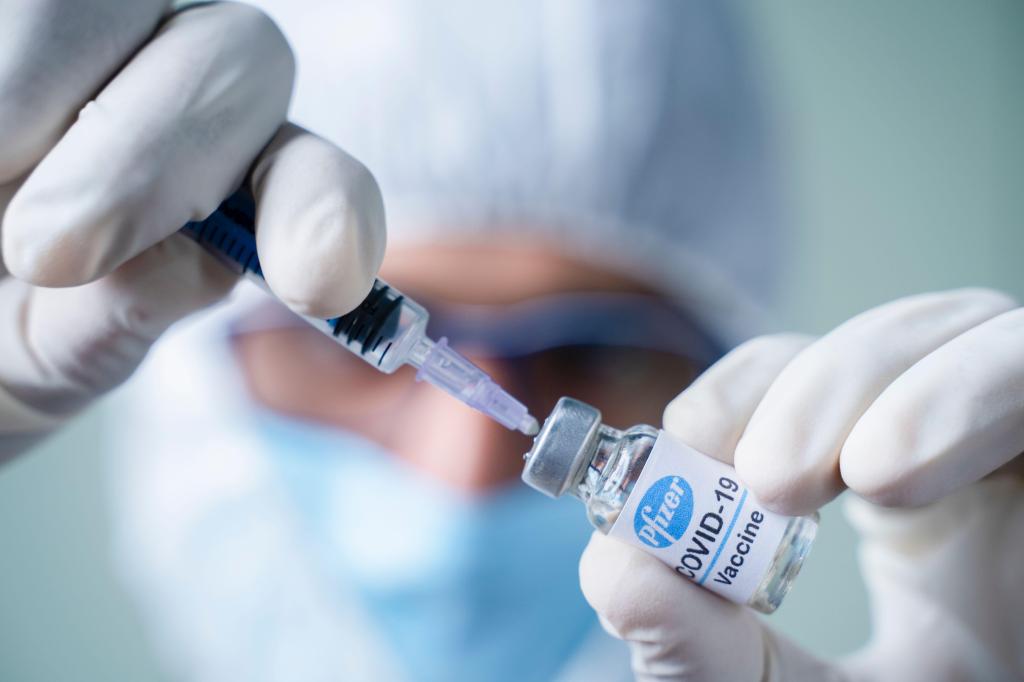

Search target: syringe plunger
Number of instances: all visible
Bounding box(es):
[413,337,539,436]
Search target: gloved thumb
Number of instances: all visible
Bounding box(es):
[580,532,840,681]
[249,123,386,319]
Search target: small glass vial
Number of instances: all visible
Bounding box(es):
[522,397,818,613]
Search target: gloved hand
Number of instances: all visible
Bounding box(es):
[0,0,386,461]
[580,289,1024,681]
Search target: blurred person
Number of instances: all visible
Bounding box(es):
[0,2,1020,682]
[107,2,764,678]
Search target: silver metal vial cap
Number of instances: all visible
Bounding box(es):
[521,397,602,498]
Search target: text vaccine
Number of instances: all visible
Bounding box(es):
[522,397,817,613]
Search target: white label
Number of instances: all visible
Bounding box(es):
[608,430,790,605]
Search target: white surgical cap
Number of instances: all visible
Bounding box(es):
[254,0,785,345]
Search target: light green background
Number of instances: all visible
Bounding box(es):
[1,2,1020,679]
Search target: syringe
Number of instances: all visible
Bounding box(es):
[179,188,539,436]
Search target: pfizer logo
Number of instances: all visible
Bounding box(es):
[633,476,694,548]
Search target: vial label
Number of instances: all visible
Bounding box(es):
[608,430,790,605]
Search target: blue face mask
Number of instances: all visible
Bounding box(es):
[255,410,598,682]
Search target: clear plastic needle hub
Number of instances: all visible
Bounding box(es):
[410,337,539,435]
[179,188,539,436]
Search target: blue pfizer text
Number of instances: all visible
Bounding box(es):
[633,476,694,548]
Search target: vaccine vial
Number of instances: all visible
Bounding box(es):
[522,397,818,613]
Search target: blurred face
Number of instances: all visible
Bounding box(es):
[233,238,702,494]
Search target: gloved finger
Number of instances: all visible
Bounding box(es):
[249,124,386,318]
[3,2,294,287]
[0,236,236,421]
[662,333,812,462]
[734,289,1017,516]
[579,532,835,682]
[841,479,1024,681]
[0,0,169,183]
[841,306,1024,507]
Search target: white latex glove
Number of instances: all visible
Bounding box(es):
[580,289,1024,681]
[0,0,385,460]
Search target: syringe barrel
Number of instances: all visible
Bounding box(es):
[180,188,427,374]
